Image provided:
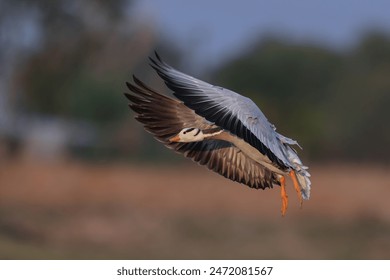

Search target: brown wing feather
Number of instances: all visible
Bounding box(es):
[125,76,278,190]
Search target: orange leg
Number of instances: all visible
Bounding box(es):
[280,176,288,216]
[289,170,303,207]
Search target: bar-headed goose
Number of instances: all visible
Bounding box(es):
[124,53,311,216]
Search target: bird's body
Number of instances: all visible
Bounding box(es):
[125,53,311,215]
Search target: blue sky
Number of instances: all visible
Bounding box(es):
[131,0,390,70]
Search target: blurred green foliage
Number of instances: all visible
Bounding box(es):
[14,0,133,124]
[212,33,390,162]
[22,51,127,123]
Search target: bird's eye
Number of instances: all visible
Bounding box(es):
[184,128,195,134]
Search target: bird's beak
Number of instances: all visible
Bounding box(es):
[169,135,181,142]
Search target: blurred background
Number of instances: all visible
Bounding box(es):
[1,0,390,259]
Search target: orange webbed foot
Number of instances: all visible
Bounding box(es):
[280,176,288,216]
[289,170,303,208]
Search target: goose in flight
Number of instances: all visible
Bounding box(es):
[124,53,311,216]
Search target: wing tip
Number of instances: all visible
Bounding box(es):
[154,50,161,61]
[123,91,132,100]
[149,50,161,66]
[149,50,172,72]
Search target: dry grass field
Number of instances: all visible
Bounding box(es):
[0,159,389,259]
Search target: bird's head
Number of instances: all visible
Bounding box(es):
[169,128,204,142]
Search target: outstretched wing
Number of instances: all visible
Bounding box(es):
[150,53,298,170]
[125,76,278,190]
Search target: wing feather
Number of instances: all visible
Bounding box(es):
[150,53,300,170]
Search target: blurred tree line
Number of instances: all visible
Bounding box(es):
[1,0,182,161]
[10,0,149,123]
[2,0,389,163]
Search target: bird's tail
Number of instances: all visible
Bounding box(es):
[294,167,311,200]
[282,144,311,200]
